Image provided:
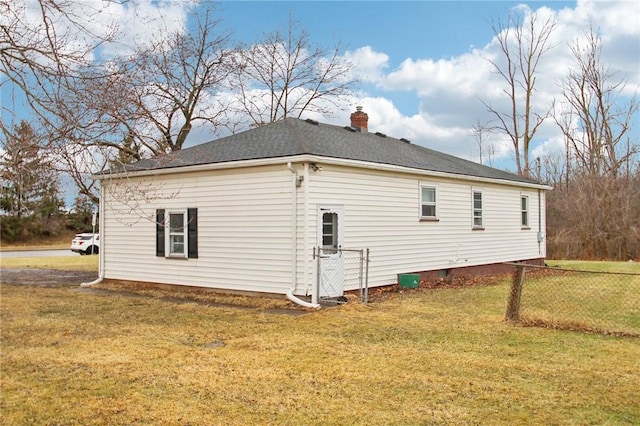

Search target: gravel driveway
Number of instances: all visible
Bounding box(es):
[0,268,98,286]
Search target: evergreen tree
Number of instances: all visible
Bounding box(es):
[109,131,143,169]
[68,193,96,231]
[0,121,63,217]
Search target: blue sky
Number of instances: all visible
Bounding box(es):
[218,1,570,64]
[215,1,539,116]
[208,1,640,168]
[4,0,640,180]
[212,1,579,118]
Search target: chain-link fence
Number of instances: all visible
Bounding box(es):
[314,247,370,304]
[505,263,640,337]
[547,240,640,262]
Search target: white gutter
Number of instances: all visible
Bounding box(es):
[95,154,551,191]
[81,184,105,287]
[286,162,320,309]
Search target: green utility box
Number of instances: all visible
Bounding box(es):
[398,274,420,289]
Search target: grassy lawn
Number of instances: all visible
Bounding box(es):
[0,231,77,251]
[521,261,640,336]
[0,254,98,271]
[1,262,639,424]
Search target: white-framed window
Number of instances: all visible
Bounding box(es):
[472,190,483,228]
[521,195,530,228]
[322,211,339,249]
[420,185,438,220]
[156,208,198,259]
[167,210,187,257]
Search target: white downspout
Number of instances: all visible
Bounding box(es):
[303,162,318,305]
[81,184,105,287]
[286,162,320,309]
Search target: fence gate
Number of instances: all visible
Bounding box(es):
[314,247,370,304]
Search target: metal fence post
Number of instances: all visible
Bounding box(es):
[506,264,526,321]
[364,248,370,304]
[358,249,364,302]
[314,247,320,303]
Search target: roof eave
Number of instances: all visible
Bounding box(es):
[94,154,551,190]
[316,156,551,190]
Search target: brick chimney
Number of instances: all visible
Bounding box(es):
[350,106,368,132]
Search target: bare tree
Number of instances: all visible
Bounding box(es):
[3,2,237,204]
[57,10,234,208]
[471,120,495,166]
[538,153,568,188]
[555,28,639,178]
[483,9,558,177]
[1,0,117,128]
[546,27,640,261]
[231,16,356,127]
[116,8,235,155]
[48,6,235,170]
[1,0,128,205]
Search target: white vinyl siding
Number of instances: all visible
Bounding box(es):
[304,165,545,291]
[101,164,294,294]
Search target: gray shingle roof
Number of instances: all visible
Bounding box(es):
[114,117,538,185]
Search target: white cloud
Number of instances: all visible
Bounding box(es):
[343,46,390,84]
[95,0,197,57]
[16,0,197,61]
[344,0,639,169]
[532,134,567,160]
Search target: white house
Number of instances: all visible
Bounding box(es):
[89,108,549,307]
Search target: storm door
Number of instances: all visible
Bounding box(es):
[318,206,344,298]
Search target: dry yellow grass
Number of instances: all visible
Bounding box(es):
[0,231,77,251]
[1,280,638,425]
[0,254,98,271]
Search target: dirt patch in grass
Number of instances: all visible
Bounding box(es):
[521,317,640,338]
[78,280,309,316]
[0,271,310,315]
[0,268,98,286]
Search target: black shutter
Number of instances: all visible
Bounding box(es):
[156,209,165,257]
[187,208,198,258]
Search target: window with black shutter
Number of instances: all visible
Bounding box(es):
[156,208,198,259]
[156,209,165,257]
[187,208,198,258]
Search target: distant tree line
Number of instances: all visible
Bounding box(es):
[0,121,95,242]
[543,30,639,260]
[482,11,638,261]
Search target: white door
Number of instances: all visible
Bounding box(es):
[318,206,344,298]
